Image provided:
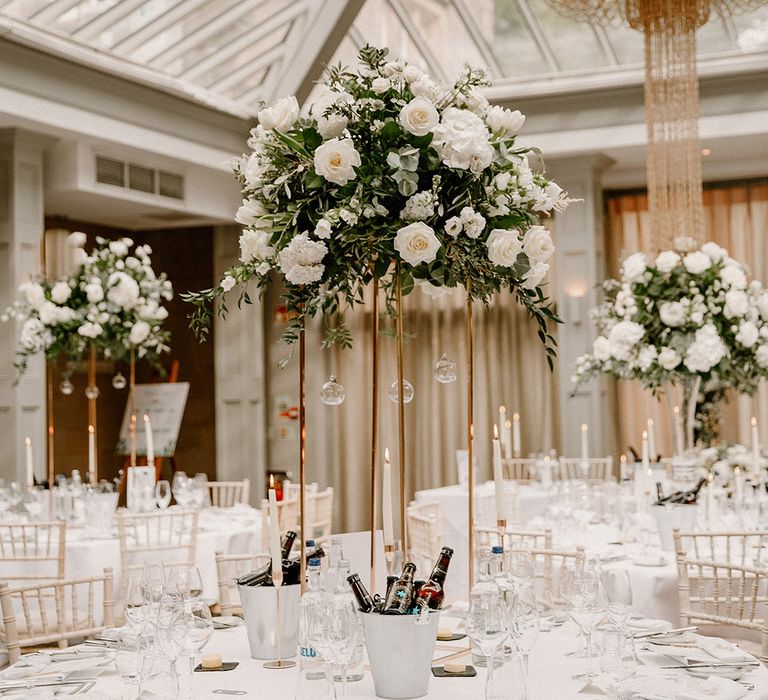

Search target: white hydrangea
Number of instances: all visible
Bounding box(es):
[684,324,726,373]
[607,320,645,361]
[592,336,611,362]
[682,251,711,274]
[400,191,436,221]
[756,345,768,369]
[20,318,52,351]
[721,263,747,290]
[431,108,493,174]
[736,321,759,348]
[636,345,658,371]
[106,272,140,309]
[19,282,45,308]
[78,321,103,339]
[723,289,749,319]
[278,233,327,285]
[701,242,728,261]
[659,301,686,327]
[85,282,104,303]
[654,250,680,273]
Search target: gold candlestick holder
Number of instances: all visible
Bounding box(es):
[263,576,295,670]
[496,519,507,550]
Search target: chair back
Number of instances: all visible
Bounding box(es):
[473,488,521,528]
[0,521,66,583]
[407,502,443,579]
[675,530,768,568]
[214,551,271,615]
[0,567,115,664]
[306,487,334,542]
[207,479,250,508]
[117,510,198,588]
[559,457,614,480]
[528,546,585,606]
[501,458,536,481]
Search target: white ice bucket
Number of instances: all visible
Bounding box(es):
[653,503,698,551]
[237,583,300,660]
[361,611,440,699]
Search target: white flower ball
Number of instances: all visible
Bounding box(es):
[682,251,711,274]
[51,281,71,305]
[621,252,647,283]
[654,250,680,273]
[485,228,522,268]
[257,96,299,132]
[313,138,361,186]
[394,222,441,266]
[398,96,438,137]
[723,289,749,319]
[721,263,747,290]
[736,321,759,348]
[658,347,681,370]
[659,301,686,327]
[592,336,611,362]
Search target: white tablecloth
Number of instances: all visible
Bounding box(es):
[19,618,768,699]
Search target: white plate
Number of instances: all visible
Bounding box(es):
[213,616,242,629]
[632,555,668,567]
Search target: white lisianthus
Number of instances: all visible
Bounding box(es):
[85,282,104,303]
[257,96,299,132]
[431,107,493,174]
[607,321,645,361]
[621,252,647,283]
[723,289,749,319]
[523,262,549,290]
[67,231,87,248]
[51,281,71,304]
[107,271,141,309]
[314,219,332,240]
[129,320,151,345]
[371,77,390,94]
[736,321,759,348]
[309,90,352,140]
[394,222,441,266]
[278,233,328,285]
[592,336,611,362]
[459,207,485,239]
[398,96,439,137]
[684,324,726,373]
[313,138,361,186]
[19,282,45,308]
[658,347,681,370]
[220,275,236,293]
[495,172,512,190]
[683,251,711,274]
[701,242,728,261]
[485,106,525,134]
[721,263,747,290]
[486,228,522,268]
[235,199,267,227]
[654,250,680,273]
[78,321,103,339]
[659,301,686,327]
[444,216,462,238]
[239,229,274,264]
[522,226,554,265]
[756,345,768,369]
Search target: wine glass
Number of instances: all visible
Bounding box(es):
[599,628,638,689]
[508,587,539,697]
[155,480,172,510]
[506,549,536,589]
[326,597,361,699]
[166,566,204,601]
[172,472,189,508]
[181,598,214,694]
[563,567,599,659]
[155,598,187,697]
[124,578,146,631]
[602,568,633,630]
[467,592,509,700]
[192,474,208,509]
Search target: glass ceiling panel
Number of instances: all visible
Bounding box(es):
[1,0,767,117]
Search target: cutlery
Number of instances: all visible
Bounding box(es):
[633,626,697,639]
[660,661,760,669]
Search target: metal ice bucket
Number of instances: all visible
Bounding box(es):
[361,610,440,699]
[653,503,698,551]
[237,582,301,660]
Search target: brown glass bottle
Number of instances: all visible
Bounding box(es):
[414,546,453,611]
[347,574,375,613]
[382,563,417,615]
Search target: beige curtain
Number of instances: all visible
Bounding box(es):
[302,284,560,533]
[606,183,768,456]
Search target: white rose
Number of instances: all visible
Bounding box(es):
[658,347,681,370]
[682,251,711,274]
[486,228,522,268]
[403,65,423,83]
[278,233,327,285]
[621,252,647,283]
[371,77,390,94]
[701,242,727,261]
[659,301,686,327]
[313,138,361,186]
[654,250,680,273]
[607,321,645,361]
[756,345,768,369]
[78,321,103,339]
[485,106,525,134]
[736,321,759,348]
[235,199,267,227]
[314,219,332,240]
[523,262,549,290]
[220,275,236,293]
[309,90,351,140]
[723,289,749,319]
[394,222,441,266]
[129,321,151,345]
[19,282,45,308]
[67,231,87,248]
[463,213,486,239]
[106,271,141,309]
[51,281,71,305]
[684,323,726,373]
[85,282,104,303]
[721,263,747,290]
[398,96,438,137]
[592,336,611,362]
[257,95,299,132]
[239,229,274,264]
[522,226,554,265]
[444,216,462,238]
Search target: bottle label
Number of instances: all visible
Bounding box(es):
[300,646,318,658]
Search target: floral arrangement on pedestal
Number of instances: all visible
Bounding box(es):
[185,45,569,359]
[4,232,172,382]
[572,237,768,447]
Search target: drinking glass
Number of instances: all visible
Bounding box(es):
[155,480,172,509]
[306,600,336,699]
[138,636,177,699]
[166,566,204,601]
[115,628,143,684]
[125,577,146,631]
[326,597,361,699]
[508,587,539,697]
[192,474,208,509]
[156,599,187,697]
[563,570,600,659]
[180,598,214,696]
[506,549,536,589]
[602,569,633,630]
[172,472,189,507]
[467,592,509,700]
[599,628,638,688]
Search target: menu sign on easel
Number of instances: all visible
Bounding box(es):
[116,383,189,457]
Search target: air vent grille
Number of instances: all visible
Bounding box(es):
[95,155,184,200]
[95,156,125,187]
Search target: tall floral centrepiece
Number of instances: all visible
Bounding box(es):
[185,45,569,355]
[573,238,768,447]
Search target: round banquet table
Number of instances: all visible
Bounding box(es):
[415,481,680,621]
[5,505,262,605]
[26,617,768,699]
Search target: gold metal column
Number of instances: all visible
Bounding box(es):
[395,267,407,558]
[299,320,307,594]
[87,344,98,481]
[467,291,475,593]
[369,279,379,592]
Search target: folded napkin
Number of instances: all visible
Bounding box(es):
[622,673,747,699]
[627,618,673,635]
[691,636,752,663]
[0,657,52,680]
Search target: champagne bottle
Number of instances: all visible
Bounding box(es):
[656,482,665,502]
[654,477,707,505]
[347,573,375,613]
[281,543,327,586]
[281,530,298,559]
[413,546,453,611]
[236,533,312,587]
[381,563,417,615]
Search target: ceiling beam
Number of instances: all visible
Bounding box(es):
[590,22,619,66]
[264,10,312,102]
[211,40,285,94]
[386,0,450,84]
[73,0,149,43]
[450,0,503,78]
[514,0,560,73]
[28,0,83,24]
